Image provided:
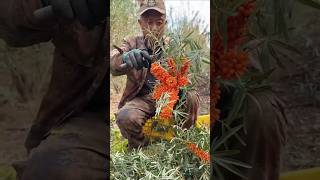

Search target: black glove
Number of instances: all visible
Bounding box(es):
[122,49,151,70]
[46,0,107,28]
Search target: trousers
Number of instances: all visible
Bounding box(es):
[13,111,109,180]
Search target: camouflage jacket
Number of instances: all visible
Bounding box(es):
[0,0,107,151]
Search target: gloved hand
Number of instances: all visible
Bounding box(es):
[45,0,107,28]
[122,49,151,70]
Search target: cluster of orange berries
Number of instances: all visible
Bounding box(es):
[213,0,255,72]
[151,58,190,119]
[211,1,255,125]
[227,0,256,50]
[219,50,249,80]
[159,90,179,119]
[187,142,210,163]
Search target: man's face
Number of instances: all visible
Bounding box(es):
[138,10,167,41]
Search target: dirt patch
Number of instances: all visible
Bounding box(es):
[274,69,320,172]
[0,102,36,165]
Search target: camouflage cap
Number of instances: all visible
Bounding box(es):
[137,0,166,16]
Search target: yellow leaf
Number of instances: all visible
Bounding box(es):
[196,114,210,128]
[280,167,320,180]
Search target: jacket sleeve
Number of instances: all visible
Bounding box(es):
[0,0,56,47]
[110,37,136,76]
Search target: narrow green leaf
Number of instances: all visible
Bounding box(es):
[297,0,320,10]
[267,43,286,69]
[214,150,241,157]
[212,125,242,151]
[216,157,252,169]
[214,158,248,179]
[270,39,302,55]
[226,88,246,124]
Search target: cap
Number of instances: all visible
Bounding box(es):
[137,0,166,16]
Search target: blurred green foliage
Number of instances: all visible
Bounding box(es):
[110,0,139,47]
[0,165,16,180]
[111,127,210,180]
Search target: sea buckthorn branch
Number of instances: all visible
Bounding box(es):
[211,0,256,126]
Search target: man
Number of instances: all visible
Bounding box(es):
[110,0,200,150]
[212,86,287,180]
[0,0,108,179]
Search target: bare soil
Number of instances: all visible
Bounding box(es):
[273,67,320,171]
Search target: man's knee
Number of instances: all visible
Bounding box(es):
[116,109,141,128]
[20,150,83,180]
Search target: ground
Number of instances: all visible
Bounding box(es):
[0,103,31,165]
[273,64,320,171]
